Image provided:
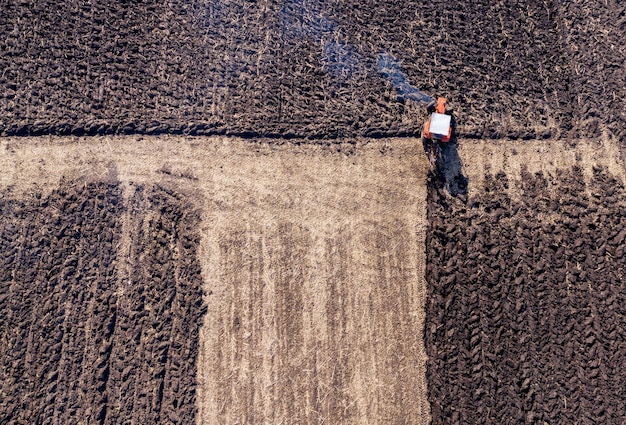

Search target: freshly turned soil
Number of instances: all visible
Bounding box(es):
[1,1,624,141]
[425,167,626,423]
[0,179,206,424]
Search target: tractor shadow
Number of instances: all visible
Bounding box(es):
[439,141,467,197]
[438,120,468,199]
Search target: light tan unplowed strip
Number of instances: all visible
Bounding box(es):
[195,138,431,425]
[459,134,626,199]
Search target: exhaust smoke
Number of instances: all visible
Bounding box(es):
[377,53,433,104]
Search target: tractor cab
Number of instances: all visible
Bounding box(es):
[423,97,452,143]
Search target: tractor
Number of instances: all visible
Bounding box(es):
[422,97,453,173]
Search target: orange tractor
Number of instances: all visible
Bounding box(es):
[422,97,453,172]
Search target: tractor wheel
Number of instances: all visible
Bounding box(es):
[422,137,431,155]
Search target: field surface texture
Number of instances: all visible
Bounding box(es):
[425,139,626,424]
[0,178,205,424]
[0,136,431,425]
[196,139,429,424]
[2,0,626,423]
[1,0,625,141]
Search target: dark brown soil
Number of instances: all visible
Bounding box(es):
[0,180,205,424]
[425,167,626,423]
[557,1,626,141]
[1,1,624,140]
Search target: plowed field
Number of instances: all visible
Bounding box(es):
[2,0,626,423]
[426,138,626,423]
[1,1,624,141]
[0,175,205,424]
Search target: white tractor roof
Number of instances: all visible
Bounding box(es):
[430,113,451,137]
